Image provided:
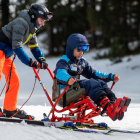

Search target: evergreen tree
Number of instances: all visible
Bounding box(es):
[45,0,90,56]
[87,0,140,58]
[13,0,37,19]
[1,0,9,28]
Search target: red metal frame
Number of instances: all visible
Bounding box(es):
[33,67,102,123]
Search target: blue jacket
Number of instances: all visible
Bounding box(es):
[53,34,114,88]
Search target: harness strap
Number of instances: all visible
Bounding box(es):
[63,91,66,108]
[6,54,16,93]
[53,74,56,90]
[53,74,67,108]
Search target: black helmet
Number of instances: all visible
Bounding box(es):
[28,4,53,23]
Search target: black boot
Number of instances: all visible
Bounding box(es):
[3,109,35,120]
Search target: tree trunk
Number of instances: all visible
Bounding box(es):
[1,0,9,27]
[47,25,54,55]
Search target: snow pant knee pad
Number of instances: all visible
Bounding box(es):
[92,91,107,106]
[58,83,86,107]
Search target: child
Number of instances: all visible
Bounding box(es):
[53,33,131,121]
[0,4,52,119]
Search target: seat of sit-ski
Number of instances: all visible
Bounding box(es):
[52,79,86,107]
[58,83,86,107]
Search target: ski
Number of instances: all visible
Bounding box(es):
[60,126,113,135]
[76,125,107,130]
[74,128,113,135]
[0,117,139,134]
[110,129,140,134]
[76,124,140,134]
[0,117,111,134]
[0,117,64,128]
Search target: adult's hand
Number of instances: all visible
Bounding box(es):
[28,59,40,69]
[38,58,48,69]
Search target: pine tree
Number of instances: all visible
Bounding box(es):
[45,0,90,56]
[1,0,9,28]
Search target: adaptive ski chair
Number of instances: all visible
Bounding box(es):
[33,67,104,124]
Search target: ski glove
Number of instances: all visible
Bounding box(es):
[28,59,40,69]
[38,58,48,69]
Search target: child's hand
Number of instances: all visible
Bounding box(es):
[68,78,77,85]
[113,75,120,83]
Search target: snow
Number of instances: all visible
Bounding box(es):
[0,44,140,139]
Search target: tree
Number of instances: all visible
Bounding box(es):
[1,0,9,28]
[45,0,90,56]
[87,0,140,59]
[14,0,37,18]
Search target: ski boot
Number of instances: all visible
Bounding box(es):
[118,97,131,120]
[99,97,125,121]
[3,109,35,120]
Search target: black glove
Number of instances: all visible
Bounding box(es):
[28,59,39,69]
[38,58,48,69]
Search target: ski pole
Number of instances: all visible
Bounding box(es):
[110,81,115,90]
[33,67,54,107]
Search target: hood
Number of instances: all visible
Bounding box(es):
[66,33,89,62]
[19,10,36,34]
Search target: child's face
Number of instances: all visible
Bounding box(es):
[73,48,84,60]
[37,17,46,26]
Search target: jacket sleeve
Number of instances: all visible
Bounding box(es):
[28,36,45,61]
[31,47,45,61]
[54,60,72,85]
[28,35,38,48]
[14,47,31,65]
[11,22,31,65]
[82,60,115,82]
[12,21,27,50]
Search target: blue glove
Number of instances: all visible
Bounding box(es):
[97,122,108,128]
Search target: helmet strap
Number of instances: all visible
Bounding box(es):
[34,19,41,29]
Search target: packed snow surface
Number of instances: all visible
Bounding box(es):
[0,46,140,140]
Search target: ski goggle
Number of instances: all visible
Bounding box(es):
[38,10,53,20]
[45,12,53,20]
[76,45,89,52]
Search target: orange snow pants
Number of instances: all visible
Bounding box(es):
[0,50,20,111]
